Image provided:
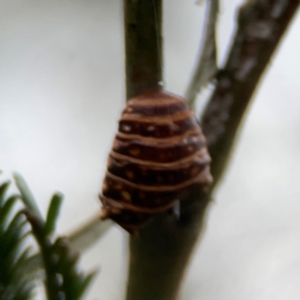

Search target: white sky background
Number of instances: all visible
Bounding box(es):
[0,0,300,299]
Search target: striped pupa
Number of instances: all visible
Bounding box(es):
[99,89,212,233]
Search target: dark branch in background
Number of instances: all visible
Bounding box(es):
[124,0,163,100]
[125,0,300,300]
[201,0,300,186]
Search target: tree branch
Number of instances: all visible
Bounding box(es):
[125,1,299,299]
[126,188,210,300]
[201,0,300,186]
[124,0,163,100]
[124,1,211,299]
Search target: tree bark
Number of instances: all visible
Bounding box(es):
[125,1,300,299]
[124,0,163,100]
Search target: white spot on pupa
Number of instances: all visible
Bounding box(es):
[182,138,188,144]
[147,125,155,132]
[170,123,180,131]
[130,148,140,156]
[122,125,131,132]
[191,136,199,142]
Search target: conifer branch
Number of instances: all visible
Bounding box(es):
[0,181,36,300]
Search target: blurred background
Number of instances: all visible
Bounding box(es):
[0,0,300,299]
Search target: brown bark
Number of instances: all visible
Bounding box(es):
[125,1,300,299]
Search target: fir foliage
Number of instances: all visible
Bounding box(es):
[0,181,36,300]
[25,209,96,300]
[0,174,96,300]
[15,175,96,300]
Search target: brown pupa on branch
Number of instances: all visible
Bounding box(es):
[99,89,212,234]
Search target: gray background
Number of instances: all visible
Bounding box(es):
[1,1,300,299]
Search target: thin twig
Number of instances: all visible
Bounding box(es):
[13,173,113,272]
[24,215,112,272]
[185,0,219,108]
[67,214,113,253]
